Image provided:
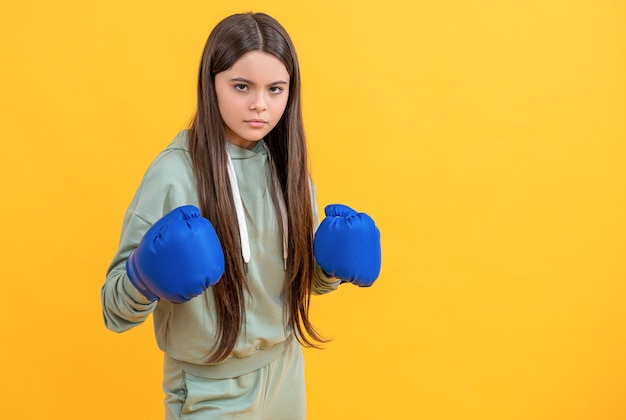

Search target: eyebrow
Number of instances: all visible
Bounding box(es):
[229,77,288,85]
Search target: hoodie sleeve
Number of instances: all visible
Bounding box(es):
[309,180,341,295]
[101,134,197,332]
[101,209,157,332]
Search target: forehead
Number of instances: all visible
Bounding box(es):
[221,51,289,82]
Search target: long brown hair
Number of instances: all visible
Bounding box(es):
[188,12,326,363]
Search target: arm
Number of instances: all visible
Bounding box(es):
[309,180,342,295]
[101,137,202,331]
[312,264,341,295]
[101,209,157,332]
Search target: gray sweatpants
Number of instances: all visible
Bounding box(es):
[163,339,306,419]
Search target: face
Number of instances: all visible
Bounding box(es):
[214,51,290,149]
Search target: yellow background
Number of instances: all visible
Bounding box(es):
[1,0,625,418]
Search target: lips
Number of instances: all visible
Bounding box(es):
[245,119,268,128]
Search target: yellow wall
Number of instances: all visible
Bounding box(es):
[1,1,625,418]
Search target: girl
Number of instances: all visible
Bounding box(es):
[101,12,381,419]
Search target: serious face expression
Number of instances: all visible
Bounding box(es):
[214,51,290,150]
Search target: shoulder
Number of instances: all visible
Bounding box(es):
[141,130,194,184]
[129,130,199,220]
[148,130,192,171]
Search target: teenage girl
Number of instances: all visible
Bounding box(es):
[101,12,381,419]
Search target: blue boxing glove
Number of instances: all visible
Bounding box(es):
[126,205,225,303]
[313,204,381,287]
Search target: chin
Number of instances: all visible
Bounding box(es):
[245,134,266,142]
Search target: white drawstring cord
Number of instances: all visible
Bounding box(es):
[226,144,288,270]
[227,154,251,264]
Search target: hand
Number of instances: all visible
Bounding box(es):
[126,205,225,303]
[313,204,381,287]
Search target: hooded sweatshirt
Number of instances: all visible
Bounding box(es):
[101,130,340,379]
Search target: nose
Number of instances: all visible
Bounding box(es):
[250,92,267,112]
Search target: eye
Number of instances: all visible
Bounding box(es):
[234,84,248,92]
[269,86,284,94]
